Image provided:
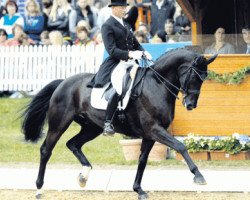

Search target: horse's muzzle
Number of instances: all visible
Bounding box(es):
[186,104,195,110]
[182,96,197,111]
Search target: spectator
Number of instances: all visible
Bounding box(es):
[151,30,167,43]
[137,22,151,41]
[77,19,91,30]
[0,28,8,45]
[49,30,67,45]
[70,0,98,40]
[39,30,50,45]
[237,26,250,54]
[94,0,106,11]
[204,27,235,54]
[124,0,138,31]
[47,0,72,37]
[92,30,103,45]
[96,4,111,29]
[5,24,35,46]
[0,1,6,19]
[150,0,175,36]
[0,0,24,38]
[74,26,93,46]
[42,0,53,29]
[164,19,178,43]
[134,30,148,43]
[175,10,190,34]
[24,0,45,43]
[174,10,191,41]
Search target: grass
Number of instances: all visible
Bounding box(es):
[0,98,126,165]
[0,98,250,169]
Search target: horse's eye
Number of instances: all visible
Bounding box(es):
[191,74,196,79]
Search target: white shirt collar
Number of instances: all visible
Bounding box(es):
[111,14,124,26]
[156,0,164,9]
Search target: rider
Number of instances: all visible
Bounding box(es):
[87,0,152,136]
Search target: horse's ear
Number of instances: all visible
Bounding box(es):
[193,56,205,66]
[206,54,218,65]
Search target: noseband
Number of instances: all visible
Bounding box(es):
[144,57,207,99]
[179,63,207,96]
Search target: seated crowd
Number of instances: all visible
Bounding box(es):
[0,0,190,46]
[0,0,249,54]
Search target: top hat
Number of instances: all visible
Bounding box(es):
[108,0,129,7]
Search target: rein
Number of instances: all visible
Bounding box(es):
[142,59,180,99]
[141,56,207,100]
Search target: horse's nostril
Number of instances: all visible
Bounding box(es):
[186,104,193,110]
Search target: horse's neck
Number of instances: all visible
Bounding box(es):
[153,54,184,84]
[154,54,183,76]
[151,54,183,99]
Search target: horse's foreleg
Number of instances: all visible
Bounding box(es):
[133,138,155,200]
[66,124,102,187]
[150,126,206,185]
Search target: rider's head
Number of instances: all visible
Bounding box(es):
[109,0,128,19]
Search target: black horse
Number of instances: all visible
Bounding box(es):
[22,48,217,199]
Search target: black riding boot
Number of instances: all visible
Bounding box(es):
[103,91,119,136]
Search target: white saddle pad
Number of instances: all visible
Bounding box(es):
[90,79,135,110]
[91,60,138,110]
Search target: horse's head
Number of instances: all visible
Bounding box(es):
[178,54,217,110]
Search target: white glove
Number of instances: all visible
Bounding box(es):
[129,50,143,60]
[144,51,152,60]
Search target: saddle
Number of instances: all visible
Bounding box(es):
[90,66,147,111]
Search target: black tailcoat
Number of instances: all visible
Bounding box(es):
[87,16,144,88]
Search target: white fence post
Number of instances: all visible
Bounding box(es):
[0,44,104,92]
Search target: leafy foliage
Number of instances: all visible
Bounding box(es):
[181,133,250,154]
[207,66,250,84]
[183,134,210,153]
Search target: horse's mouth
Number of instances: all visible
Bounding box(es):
[184,101,196,111]
[186,106,194,111]
[183,100,195,111]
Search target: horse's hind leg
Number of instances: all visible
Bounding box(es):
[66,123,102,187]
[36,110,74,198]
[35,130,66,198]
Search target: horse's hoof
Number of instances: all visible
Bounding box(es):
[77,166,91,188]
[78,173,88,187]
[35,189,43,199]
[138,193,148,200]
[194,175,207,185]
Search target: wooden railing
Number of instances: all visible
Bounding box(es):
[0,45,104,91]
[172,54,250,136]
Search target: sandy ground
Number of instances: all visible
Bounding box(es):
[1,190,250,200]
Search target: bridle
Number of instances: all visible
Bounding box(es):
[142,56,208,100]
[178,60,208,96]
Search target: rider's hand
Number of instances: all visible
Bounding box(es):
[129,50,143,60]
[143,51,152,60]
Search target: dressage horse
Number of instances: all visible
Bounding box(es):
[22,48,217,199]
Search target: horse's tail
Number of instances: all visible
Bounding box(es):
[22,79,64,142]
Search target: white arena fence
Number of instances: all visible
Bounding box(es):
[0,45,104,92]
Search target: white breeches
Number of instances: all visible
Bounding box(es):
[111,60,137,95]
